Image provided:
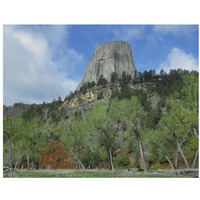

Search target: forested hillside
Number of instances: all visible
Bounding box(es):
[3,69,199,171]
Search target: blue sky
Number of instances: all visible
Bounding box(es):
[3,25,199,105]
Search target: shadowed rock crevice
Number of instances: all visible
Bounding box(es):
[77,41,136,90]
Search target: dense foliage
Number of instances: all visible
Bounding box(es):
[3,69,199,171]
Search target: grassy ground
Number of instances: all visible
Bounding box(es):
[3,169,197,178]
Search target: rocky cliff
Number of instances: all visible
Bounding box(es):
[77,41,136,90]
[64,83,151,111]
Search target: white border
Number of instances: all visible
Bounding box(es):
[0,1,199,200]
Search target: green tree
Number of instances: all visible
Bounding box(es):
[3,116,49,171]
[118,85,132,100]
[88,81,96,88]
[110,71,118,83]
[85,99,123,170]
[181,72,198,113]
[97,74,108,86]
[114,153,130,168]
[121,71,132,85]
[158,98,198,169]
[3,116,24,171]
[140,129,161,165]
[132,89,151,112]
[97,91,104,100]
[114,96,148,172]
[22,118,48,170]
[55,117,86,169]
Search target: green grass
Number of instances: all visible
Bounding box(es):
[3,169,194,178]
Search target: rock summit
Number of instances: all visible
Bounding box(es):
[77,41,136,90]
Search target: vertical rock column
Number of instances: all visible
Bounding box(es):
[77,41,136,90]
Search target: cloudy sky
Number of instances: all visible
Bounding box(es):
[3,25,199,106]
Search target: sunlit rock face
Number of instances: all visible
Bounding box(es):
[77,41,136,90]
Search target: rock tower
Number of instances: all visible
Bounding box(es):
[77,41,136,90]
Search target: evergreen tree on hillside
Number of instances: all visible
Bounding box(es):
[110,72,118,83]
[88,81,96,88]
[121,71,132,85]
[97,74,108,86]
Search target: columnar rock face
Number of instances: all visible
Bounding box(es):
[77,41,136,90]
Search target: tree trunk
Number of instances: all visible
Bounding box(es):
[104,106,114,170]
[192,149,199,169]
[175,137,189,169]
[103,130,114,170]
[19,160,25,169]
[134,128,147,172]
[87,145,104,169]
[27,153,30,171]
[34,160,39,170]
[9,146,12,170]
[175,136,186,169]
[107,145,114,170]
[31,161,34,170]
[76,161,78,169]
[175,148,179,169]
[65,145,85,169]
[36,160,39,170]
[76,161,81,169]
[193,128,199,139]
[10,142,14,170]
[14,163,17,171]
[12,163,17,177]
[165,156,175,170]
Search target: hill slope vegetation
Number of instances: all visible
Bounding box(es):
[3,69,199,172]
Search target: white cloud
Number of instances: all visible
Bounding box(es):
[3,25,83,106]
[153,25,197,37]
[112,26,145,42]
[157,47,198,73]
[13,31,47,57]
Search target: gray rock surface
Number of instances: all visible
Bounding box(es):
[77,41,136,90]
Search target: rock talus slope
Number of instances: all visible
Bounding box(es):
[77,41,136,90]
